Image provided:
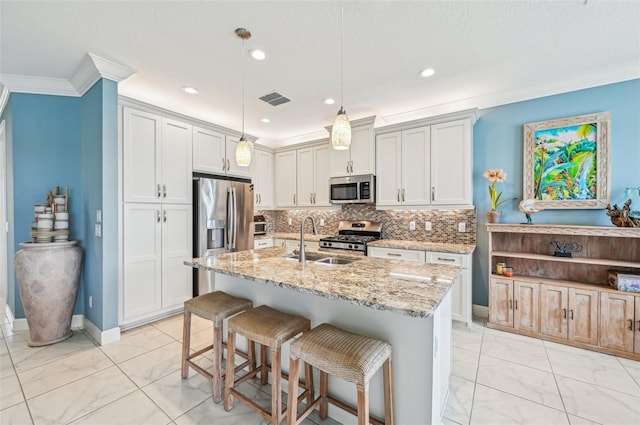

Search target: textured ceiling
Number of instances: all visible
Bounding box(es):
[1,1,639,146]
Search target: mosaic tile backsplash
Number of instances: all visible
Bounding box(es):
[256,204,476,245]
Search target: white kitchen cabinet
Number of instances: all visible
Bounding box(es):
[285,239,319,251]
[329,116,376,177]
[123,108,192,204]
[192,126,251,178]
[427,252,473,326]
[254,238,274,250]
[297,145,330,207]
[275,151,297,208]
[430,119,472,205]
[123,203,192,324]
[368,246,426,262]
[252,148,274,209]
[375,126,431,206]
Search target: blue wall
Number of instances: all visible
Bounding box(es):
[472,79,640,307]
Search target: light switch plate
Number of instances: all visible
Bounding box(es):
[409,221,416,231]
[288,218,292,225]
[95,224,102,237]
[96,210,102,223]
[425,221,432,231]
[458,222,466,232]
[320,219,325,226]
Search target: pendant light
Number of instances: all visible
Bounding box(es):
[331,3,351,150]
[235,28,252,167]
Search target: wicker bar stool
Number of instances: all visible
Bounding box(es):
[287,323,394,425]
[181,291,253,403]
[224,305,313,424]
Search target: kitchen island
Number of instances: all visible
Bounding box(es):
[185,247,460,424]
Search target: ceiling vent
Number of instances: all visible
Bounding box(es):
[259,91,290,106]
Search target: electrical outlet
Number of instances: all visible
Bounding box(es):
[425,221,432,231]
[409,221,416,231]
[458,222,466,232]
[96,210,102,223]
[95,224,102,237]
[288,218,292,225]
[89,296,93,308]
[320,219,325,226]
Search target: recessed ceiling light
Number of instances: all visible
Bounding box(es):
[249,49,266,60]
[419,68,435,78]
[182,86,199,94]
[323,98,335,105]
[261,118,271,123]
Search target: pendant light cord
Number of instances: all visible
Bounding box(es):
[241,37,245,136]
[340,2,344,110]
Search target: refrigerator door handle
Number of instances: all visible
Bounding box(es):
[230,187,237,249]
[226,187,232,249]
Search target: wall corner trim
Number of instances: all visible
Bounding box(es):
[83,318,121,346]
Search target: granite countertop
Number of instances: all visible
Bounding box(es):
[185,247,460,318]
[367,239,476,255]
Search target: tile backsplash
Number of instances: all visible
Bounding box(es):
[256,204,476,245]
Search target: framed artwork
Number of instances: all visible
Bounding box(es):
[523,112,611,209]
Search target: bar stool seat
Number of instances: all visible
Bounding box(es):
[287,323,394,425]
[181,291,253,403]
[225,305,312,424]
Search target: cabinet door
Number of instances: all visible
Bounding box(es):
[313,145,331,206]
[402,126,431,206]
[329,144,351,177]
[450,268,470,325]
[193,126,226,174]
[568,288,598,346]
[431,119,472,205]
[253,149,274,209]
[375,132,402,206]
[296,147,315,207]
[226,136,252,178]
[254,238,274,249]
[123,108,161,203]
[489,278,513,327]
[350,123,375,175]
[123,203,162,321]
[161,204,193,309]
[275,151,297,207]
[514,281,539,333]
[540,285,568,339]
[635,297,640,354]
[162,119,192,204]
[600,292,635,352]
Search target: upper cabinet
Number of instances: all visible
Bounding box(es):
[328,116,376,177]
[275,142,331,209]
[192,126,251,178]
[123,107,192,204]
[275,150,297,208]
[252,147,274,209]
[375,112,475,207]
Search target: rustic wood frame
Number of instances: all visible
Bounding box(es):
[523,112,611,209]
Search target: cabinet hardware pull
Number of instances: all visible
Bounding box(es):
[562,308,567,319]
[293,194,296,204]
[313,193,316,204]
[514,300,518,310]
[438,257,455,262]
[156,210,161,223]
[347,162,349,173]
[402,188,405,202]
[256,194,259,203]
[431,187,435,201]
[629,320,634,331]
[509,299,513,309]
[222,157,226,171]
[637,320,640,332]
[157,184,161,198]
[310,193,313,203]
[387,253,401,257]
[259,194,262,204]
[397,189,400,202]
[569,309,574,320]
[226,159,230,171]
[163,210,167,222]
[349,161,353,173]
[163,184,167,198]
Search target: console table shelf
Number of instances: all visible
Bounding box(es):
[491,251,640,268]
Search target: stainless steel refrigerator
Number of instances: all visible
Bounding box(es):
[193,174,254,295]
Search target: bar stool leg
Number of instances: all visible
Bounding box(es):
[224,330,236,411]
[304,363,314,406]
[383,358,394,425]
[211,321,223,403]
[260,344,268,385]
[356,384,369,425]
[271,348,283,424]
[319,371,328,419]
[181,311,191,379]
[286,357,300,425]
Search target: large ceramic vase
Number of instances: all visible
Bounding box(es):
[14,241,82,346]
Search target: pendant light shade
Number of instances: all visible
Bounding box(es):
[235,27,252,167]
[331,3,351,150]
[331,107,351,150]
[236,136,252,166]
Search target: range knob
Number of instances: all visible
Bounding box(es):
[348,244,353,249]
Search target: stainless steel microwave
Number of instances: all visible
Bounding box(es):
[329,174,375,204]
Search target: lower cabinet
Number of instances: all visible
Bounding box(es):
[123,203,192,325]
[274,238,319,251]
[599,292,640,354]
[254,238,274,250]
[540,285,598,345]
[489,277,539,332]
[367,247,426,262]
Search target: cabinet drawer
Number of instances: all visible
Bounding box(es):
[427,252,469,268]
[368,247,426,262]
[254,238,274,250]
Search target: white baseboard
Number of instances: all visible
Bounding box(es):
[83,317,121,345]
[473,304,489,318]
[12,317,28,331]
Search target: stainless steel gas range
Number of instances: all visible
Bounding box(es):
[319,221,382,254]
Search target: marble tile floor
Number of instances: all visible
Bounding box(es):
[0,311,638,425]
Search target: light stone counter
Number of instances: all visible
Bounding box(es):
[367,239,475,254]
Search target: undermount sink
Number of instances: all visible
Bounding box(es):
[281,252,357,265]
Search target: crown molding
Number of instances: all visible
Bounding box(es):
[0,53,136,98]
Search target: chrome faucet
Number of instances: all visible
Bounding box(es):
[299,216,318,262]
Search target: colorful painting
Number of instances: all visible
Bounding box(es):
[523,112,611,209]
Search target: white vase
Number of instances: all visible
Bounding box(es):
[14,241,82,346]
